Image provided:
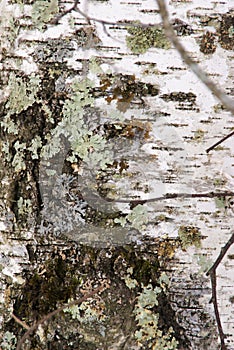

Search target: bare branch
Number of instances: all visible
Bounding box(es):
[51,1,157,29]
[207,232,234,276]
[15,284,108,350]
[156,0,234,116]
[106,191,234,205]
[206,130,234,153]
[206,232,234,350]
[50,0,80,25]
[11,313,30,330]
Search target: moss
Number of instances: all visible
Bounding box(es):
[13,256,82,322]
[6,243,192,349]
[126,22,171,54]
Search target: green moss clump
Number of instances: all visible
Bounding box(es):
[126,23,171,54]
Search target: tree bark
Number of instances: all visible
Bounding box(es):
[0,1,233,349]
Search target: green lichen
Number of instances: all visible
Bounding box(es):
[178,225,202,250]
[2,134,42,173]
[17,197,33,216]
[42,78,113,170]
[126,22,171,54]
[64,299,106,323]
[0,331,17,350]
[5,73,40,116]
[114,204,148,230]
[0,118,19,135]
[31,0,59,29]
[196,254,213,274]
[1,141,12,162]
[12,141,27,172]
[0,4,21,54]
[28,135,42,160]
[134,283,178,349]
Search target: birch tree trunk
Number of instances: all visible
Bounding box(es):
[0,1,233,349]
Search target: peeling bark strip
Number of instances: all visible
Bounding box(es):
[0,0,234,349]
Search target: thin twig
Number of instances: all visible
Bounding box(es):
[105,191,234,205]
[15,284,107,350]
[156,0,234,115]
[50,0,80,24]
[206,232,234,350]
[207,232,234,276]
[51,0,158,29]
[206,130,234,153]
[11,313,30,330]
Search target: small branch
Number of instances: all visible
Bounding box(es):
[11,313,30,330]
[206,130,234,153]
[16,284,108,350]
[51,0,158,29]
[207,232,234,276]
[156,0,234,115]
[206,232,234,350]
[50,0,80,25]
[106,191,234,205]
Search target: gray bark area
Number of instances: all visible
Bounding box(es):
[0,1,233,349]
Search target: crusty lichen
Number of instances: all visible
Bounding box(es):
[0,331,17,350]
[5,73,40,116]
[31,0,59,29]
[133,281,178,349]
[178,225,202,250]
[126,22,171,54]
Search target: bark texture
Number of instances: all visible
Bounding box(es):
[0,1,233,349]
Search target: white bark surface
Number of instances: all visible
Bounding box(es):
[0,0,233,349]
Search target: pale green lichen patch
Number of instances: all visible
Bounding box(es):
[178,225,202,250]
[12,141,27,172]
[31,0,59,29]
[133,282,178,349]
[0,331,17,350]
[17,197,32,216]
[5,73,40,116]
[42,78,113,170]
[114,204,149,230]
[126,22,171,54]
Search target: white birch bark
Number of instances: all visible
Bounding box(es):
[0,0,233,349]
